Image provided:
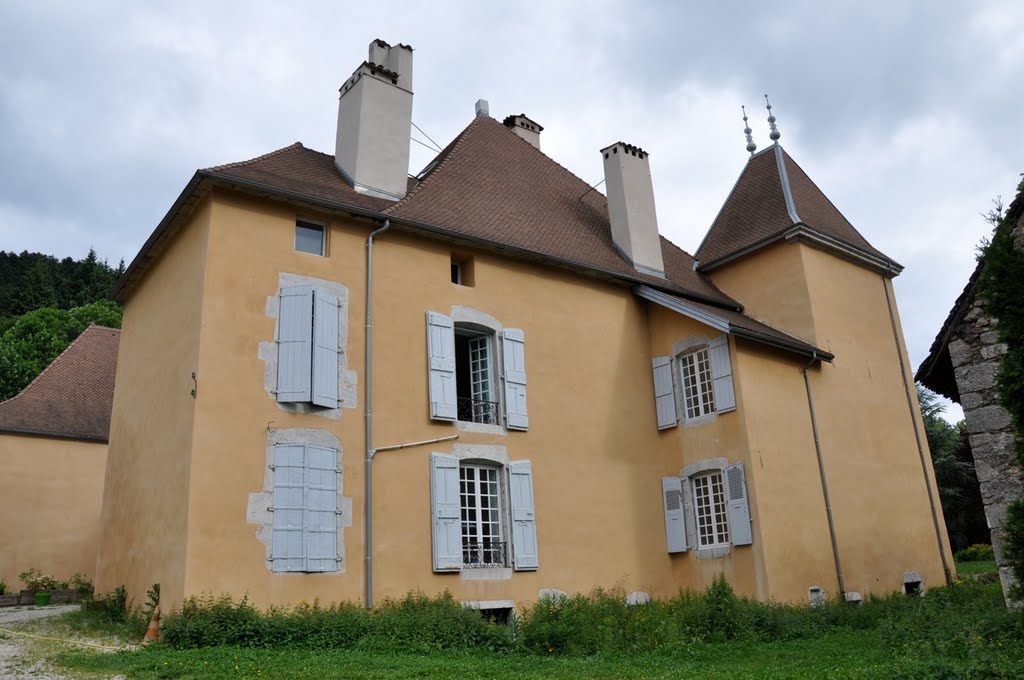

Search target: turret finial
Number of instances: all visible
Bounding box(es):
[765,94,781,142]
[742,106,757,155]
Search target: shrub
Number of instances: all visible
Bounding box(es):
[19,568,58,592]
[955,543,996,562]
[68,573,94,597]
[1005,498,1024,600]
[0,578,6,595]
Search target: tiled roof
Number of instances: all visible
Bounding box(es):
[695,144,893,270]
[0,325,120,441]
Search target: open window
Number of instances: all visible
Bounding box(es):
[455,326,498,425]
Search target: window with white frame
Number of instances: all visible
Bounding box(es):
[679,347,716,419]
[692,472,730,547]
[460,464,505,567]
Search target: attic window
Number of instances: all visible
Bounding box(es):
[451,255,475,287]
[295,220,325,256]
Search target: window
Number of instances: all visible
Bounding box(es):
[692,472,730,547]
[271,443,339,572]
[431,453,538,572]
[679,347,715,419]
[295,220,325,256]
[650,334,735,429]
[460,464,506,567]
[277,286,340,407]
[426,311,529,430]
[450,254,474,286]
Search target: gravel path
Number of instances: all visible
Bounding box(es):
[0,605,116,679]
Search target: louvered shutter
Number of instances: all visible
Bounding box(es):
[709,334,736,412]
[662,477,687,553]
[724,462,752,546]
[277,286,314,403]
[272,444,306,572]
[304,445,338,572]
[312,291,340,408]
[652,356,678,429]
[508,460,538,570]
[426,312,457,421]
[502,329,529,431]
[430,452,462,571]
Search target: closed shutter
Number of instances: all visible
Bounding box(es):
[508,460,539,570]
[709,334,736,412]
[662,477,687,553]
[277,286,314,403]
[502,329,529,431]
[312,290,340,408]
[724,462,753,546]
[430,452,462,571]
[272,444,306,572]
[304,445,338,572]
[426,312,457,421]
[652,356,678,429]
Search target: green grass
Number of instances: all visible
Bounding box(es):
[956,559,999,575]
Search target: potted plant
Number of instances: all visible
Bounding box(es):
[19,569,58,606]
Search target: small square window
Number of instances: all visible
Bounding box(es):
[295,220,325,256]
[451,254,475,286]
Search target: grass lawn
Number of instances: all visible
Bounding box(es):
[956,559,999,576]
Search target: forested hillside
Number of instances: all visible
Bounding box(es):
[0,249,125,400]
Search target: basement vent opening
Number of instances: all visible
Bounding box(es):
[477,607,512,625]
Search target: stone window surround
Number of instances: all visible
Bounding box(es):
[451,305,506,436]
[673,334,718,428]
[681,457,731,559]
[451,443,514,580]
[247,427,353,574]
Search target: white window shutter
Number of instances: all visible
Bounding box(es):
[724,462,753,546]
[662,477,687,553]
[652,356,678,429]
[304,445,338,572]
[430,452,462,571]
[709,334,736,412]
[426,312,457,421]
[502,329,529,431]
[508,460,539,570]
[311,290,340,408]
[272,444,306,572]
[277,286,314,403]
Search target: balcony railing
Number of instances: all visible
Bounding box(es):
[457,397,498,425]
[462,540,507,568]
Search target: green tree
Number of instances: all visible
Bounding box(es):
[0,300,122,400]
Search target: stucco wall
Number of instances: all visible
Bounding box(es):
[0,434,106,585]
[94,199,212,607]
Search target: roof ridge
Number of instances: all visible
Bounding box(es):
[206,142,305,173]
[383,118,483,215]
[0,324,101,408]
[693,152,759,259]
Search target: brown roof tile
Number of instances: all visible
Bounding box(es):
[695,145,891,269]
[0,325,120,441]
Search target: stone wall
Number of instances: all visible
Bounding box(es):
[949,218,1024,604]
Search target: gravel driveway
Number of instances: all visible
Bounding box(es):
[0,605,116,680]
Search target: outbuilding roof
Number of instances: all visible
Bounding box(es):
[0,325,120,442]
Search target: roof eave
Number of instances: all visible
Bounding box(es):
[0,426,108,443]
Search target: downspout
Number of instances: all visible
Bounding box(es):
[803,352,846,597]
[365,219,391,609]
[882,267,953,585]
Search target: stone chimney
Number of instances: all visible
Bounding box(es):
[335,39,414,200]
[503,114,543,150]
[600,142,665,276]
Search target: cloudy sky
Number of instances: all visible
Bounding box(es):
[2,1,1021,420]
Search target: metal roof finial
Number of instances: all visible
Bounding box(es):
[765,94,781,142]
[742,106,757,155]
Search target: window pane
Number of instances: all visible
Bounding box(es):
[295,221,324,255]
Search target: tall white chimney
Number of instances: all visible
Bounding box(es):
[601,142,665,276]
[335,39,414,200]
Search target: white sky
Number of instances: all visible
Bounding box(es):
[3,0,1022,423]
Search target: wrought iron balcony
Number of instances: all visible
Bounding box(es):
[457,397,498,425]
[462,540,507,568]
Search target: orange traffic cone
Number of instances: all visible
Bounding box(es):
[141,606,160,647]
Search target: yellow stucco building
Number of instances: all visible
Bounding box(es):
[95,40,952,614]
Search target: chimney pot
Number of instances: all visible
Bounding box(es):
[502,114,544,150]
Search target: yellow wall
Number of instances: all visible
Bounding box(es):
[0,434,106,586]
[95,200,212,607]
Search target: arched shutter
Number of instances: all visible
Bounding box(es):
[725,462,752,546]
[312,290,340,408]
[426,312,457,421]
[277,286,314,403]
[430,452,462,571]
[662,477,687,552]
[502,329,529,430]
[652,356,678,429]
[709,334,736,412]
[509,460,538,570]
